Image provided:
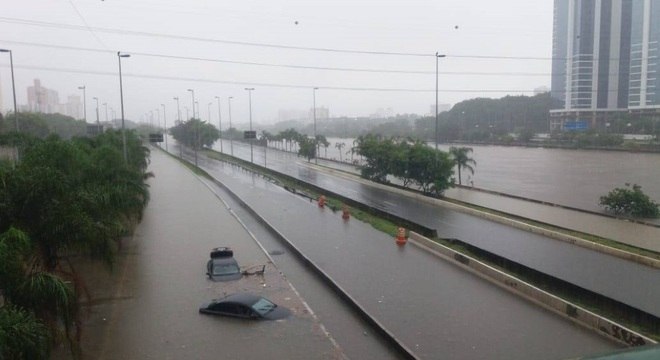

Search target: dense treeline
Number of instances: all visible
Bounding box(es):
[354,135,456,196]
[170,118,220,149]
[0,130,152,358]
[0,112,88,140]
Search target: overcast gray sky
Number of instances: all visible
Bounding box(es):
[0,0,553,126]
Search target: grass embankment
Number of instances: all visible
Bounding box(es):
[183,148,659,341]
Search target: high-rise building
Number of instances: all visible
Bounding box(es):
[550,0,659,131]
[629,0,660,109]
[27,79,60,113]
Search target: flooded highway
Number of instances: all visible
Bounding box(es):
[310,138,660,217]
[201,140,660,318]
[189,148,619,359]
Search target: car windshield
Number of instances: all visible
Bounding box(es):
[212,263,240,276]
[251,298,276,316]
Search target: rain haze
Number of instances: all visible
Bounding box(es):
[0,0,553,126]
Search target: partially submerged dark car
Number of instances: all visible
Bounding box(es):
[206,247,242,282]
[199,292,291,320]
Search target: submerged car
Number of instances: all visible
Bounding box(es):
[199,293,291,320]
[206,247,242,282]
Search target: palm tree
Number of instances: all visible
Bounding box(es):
[335,142,346,161]
[449,146,476,185]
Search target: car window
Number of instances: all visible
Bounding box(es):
[212,263,240,276]
[251,298,276,316]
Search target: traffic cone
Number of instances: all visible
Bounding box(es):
[395,227,407,246]
[342,204,350,220]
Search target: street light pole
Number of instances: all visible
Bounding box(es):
[161,103,168,151]
[215,96,223,153]
[103,102,108,123]
[118,52,130,164]
[78,85,86,122]
[228,96,234,156]
[245,88,255,163]
[93,97,100,134]
[173,97,181,124]
[313,87,318,164]
[187,89,195,119]
[435,52,446,150]
[207,102,212,124]
[0,49,18,132]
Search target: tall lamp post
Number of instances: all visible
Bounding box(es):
[78,85,86,122]
[228,96,234,156]
[435,52,446,150]
[0,49,18,132]
[245,88,255,163]
[207,102,212,124]
[173,97,181,124]
[155,108,160,129]
[93,97,100,134]
[103,102,108,123]
[215,96,223,153]
[161,103,168,151]
[313,87,319,164]
[118,52,130,164]
[187,89,195,119]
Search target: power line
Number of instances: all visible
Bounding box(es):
[0,17,650,62]
[0,39,556,76]
[0,63,539,93]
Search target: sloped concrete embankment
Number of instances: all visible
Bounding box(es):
[408,232,657,347]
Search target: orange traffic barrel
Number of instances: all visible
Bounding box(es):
[395,227,407,246]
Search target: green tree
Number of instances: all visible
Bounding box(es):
[298,137,316,161]
[599,184,659,218]
[335,142,346,161]
[449,146,476,185]
[170,119,220,149]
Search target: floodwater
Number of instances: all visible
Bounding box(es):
[204,139,660,318]
[193,151,619,360]
[77,149,345,360]
[273,137,660,216]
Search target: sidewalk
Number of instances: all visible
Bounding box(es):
[444,187,660,254]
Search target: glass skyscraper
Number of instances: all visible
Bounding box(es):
[550,0,659,131]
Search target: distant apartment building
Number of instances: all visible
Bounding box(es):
[27,79,60,113]
[309,106,329,121]
[278,109,307,122]
[26,79,83,118]
[550,0,659,131]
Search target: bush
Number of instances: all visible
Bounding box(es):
[599,184,659,218]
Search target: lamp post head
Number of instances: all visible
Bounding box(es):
[436,53,446,58]
[173,97,178,100]
[118,52,130,58]
[78,86,85,90]
[244,88,254,91]
[229,96,233,100]
[0,49,10,53]
[187,89,194,92]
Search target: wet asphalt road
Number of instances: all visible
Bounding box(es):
[178,146,619,359]
[200,140,660,318]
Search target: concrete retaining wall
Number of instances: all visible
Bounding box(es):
[408,232,656,347]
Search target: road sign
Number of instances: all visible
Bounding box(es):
[563,121,588,131]
[149,133,164,142]
[244,130,257,139]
